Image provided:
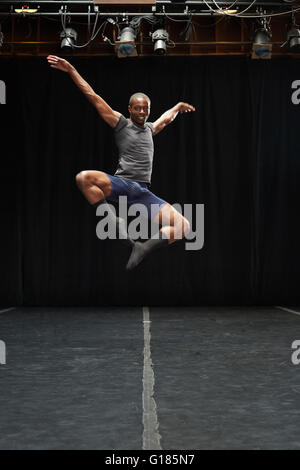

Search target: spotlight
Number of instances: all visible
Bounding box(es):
[287,28,300,52]
[60,28,78,53]
[216,8,238,14]
[15,6,38,14]
[115,27,137,58]
[152,29,169,55]
[0,32,3,48]
[252,29,272,59]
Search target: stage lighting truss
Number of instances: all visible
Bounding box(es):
[2,1,300,56]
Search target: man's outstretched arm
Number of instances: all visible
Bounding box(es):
[47,55,121,128]
[152,102,195,136]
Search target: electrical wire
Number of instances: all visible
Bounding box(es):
[195,0,300,20]
[129,15,161,31]
[4,3,300,52]
[60,9,110,48]
[237,6,300,19]
[87,5,90,36]
[235,0,266,17]
[211,0,240,12]
[43,15,98,27]
[203,0,258,17]
[167,39,176,48]
[216,4,300,19]
[209,0,254,15]
[200,0,219,14]
[179,16,196,40]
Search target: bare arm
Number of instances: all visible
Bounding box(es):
[47,55,121,128]
[152,102,195,136]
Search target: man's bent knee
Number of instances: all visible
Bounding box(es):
[76,170,95,186]
[75,171,86,189]
[75,171,111,195]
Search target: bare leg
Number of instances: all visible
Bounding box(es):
[76,170,134,247]
[126,203,190,270]
[75,170,112,204]
[154,203,190,243]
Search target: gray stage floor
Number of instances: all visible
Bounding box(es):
[0,306,300,450]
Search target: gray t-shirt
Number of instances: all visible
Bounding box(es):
[114,114,154,184]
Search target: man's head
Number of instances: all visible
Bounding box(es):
[128,93,151,127]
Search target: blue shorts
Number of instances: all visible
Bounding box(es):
[105,174,167,220]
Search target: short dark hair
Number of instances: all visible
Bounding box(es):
[129,92,151,107]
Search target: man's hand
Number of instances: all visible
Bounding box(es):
[177,102,196,113]
[152,101,196,136]
[47,55,73,73]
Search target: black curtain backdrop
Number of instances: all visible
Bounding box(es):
[1,55,300,306]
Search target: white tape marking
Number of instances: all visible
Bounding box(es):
[142,306,162,450]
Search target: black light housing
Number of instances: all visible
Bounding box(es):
[287,27,300,52]
[115,27,137,58]
[60,28,78,53]
[252,29,272,59]
[152,29,169,55]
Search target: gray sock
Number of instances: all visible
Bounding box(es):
[93,199,134,247]
[126,231,169,270]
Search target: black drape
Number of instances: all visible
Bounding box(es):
[1,55,300,306]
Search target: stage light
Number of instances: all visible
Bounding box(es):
[152,29,169,55]
[0,32,3,48]
[15,6,38,14]
[217,8,238,14]
[115,27,137,58]
[60,28,78,53]
[287,27,300,52]
[252,29,272,59]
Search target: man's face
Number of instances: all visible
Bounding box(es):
[128,97,150,127]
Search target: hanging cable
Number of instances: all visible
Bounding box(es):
[60,9,112,49]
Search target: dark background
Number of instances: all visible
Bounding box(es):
[1,55,300,306]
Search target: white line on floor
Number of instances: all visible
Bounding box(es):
[0,307,16,315]
[276,306,300,317]
[142,306,162,451]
